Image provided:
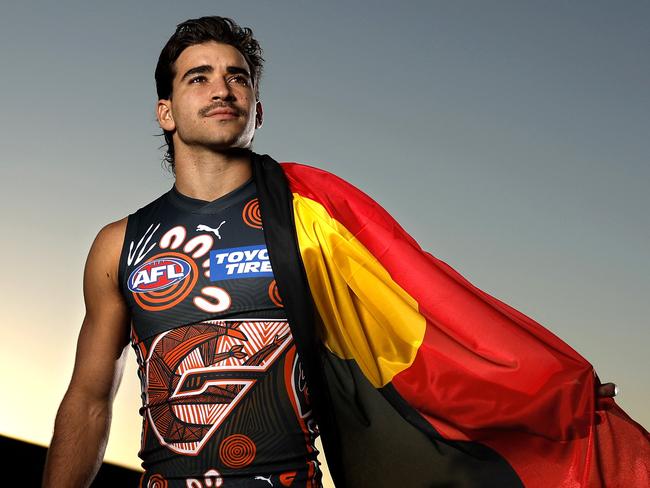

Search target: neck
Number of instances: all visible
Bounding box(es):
[173,147,253,201]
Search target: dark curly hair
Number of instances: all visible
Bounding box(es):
[155,16,265,171]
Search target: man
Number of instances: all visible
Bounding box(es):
[43,15,646,488]
[43,17,322,488]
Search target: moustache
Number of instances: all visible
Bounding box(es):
[199,103,242,117]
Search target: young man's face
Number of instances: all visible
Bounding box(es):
[157,41,263,155]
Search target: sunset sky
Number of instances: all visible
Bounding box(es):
[1,1,648,482]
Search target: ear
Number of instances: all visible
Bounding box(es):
[255,100,264,129]
[157,99,176,132]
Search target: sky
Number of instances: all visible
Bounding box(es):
[0,0,648,482]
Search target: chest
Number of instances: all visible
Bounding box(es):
[119,189,285,343]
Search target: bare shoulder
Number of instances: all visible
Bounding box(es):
[94,217,128,251]
[85,216,129,290]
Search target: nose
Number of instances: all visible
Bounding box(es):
[210,77,234,101]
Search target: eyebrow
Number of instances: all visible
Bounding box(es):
[226,66,252,79]
[180,64,213,82]
[180,64,252,82]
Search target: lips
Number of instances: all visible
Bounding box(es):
[205,107,239,118]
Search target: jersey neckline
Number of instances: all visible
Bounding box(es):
[165,176,255,215]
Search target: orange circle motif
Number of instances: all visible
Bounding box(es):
[219,434,256,469]
[147,473,168,488]
[242,198,263,229]
[268,280,283,307]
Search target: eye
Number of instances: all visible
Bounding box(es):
[189,75,207,84]
[230,75,250,86]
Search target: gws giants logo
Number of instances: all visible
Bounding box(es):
[145,319,293,455]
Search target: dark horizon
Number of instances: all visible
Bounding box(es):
[2,435,142,487]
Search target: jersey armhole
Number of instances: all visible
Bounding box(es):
[117,213,136,299]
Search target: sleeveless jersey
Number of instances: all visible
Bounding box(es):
[117,177,321,488]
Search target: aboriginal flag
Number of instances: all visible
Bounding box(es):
[251,152,650,487]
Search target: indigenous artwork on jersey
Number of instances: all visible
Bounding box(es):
[144,319,292,455]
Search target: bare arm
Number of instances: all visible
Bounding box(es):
[42,218,131,488]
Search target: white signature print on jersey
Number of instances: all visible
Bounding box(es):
[128,223,160,266]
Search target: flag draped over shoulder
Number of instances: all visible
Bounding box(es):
[251,152,650,488]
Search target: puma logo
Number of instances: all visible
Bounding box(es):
[196,221,226,239]
[254,475,273,486]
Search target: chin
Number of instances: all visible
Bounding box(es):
[207,139,253,153]
[216,132,254,149]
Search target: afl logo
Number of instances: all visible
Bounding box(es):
[128,256,192,293]
[129,252,199,312]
